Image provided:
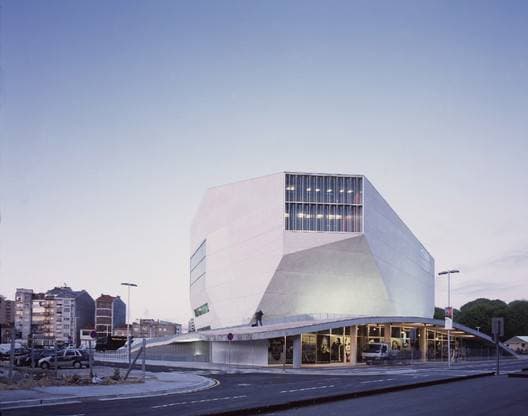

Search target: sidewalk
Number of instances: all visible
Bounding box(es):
[0,367,216,410]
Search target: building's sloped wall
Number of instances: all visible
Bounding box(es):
[211,340,269,366]
[363,178,434,318]
[257,234,397,319]
[190,173,285,329]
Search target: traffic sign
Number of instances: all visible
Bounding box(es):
[227,333,234,341]
[491,317,504,339]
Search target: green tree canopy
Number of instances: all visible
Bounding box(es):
[457,298,508,335]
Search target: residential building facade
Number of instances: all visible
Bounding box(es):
[14,286,95,346]
[14,289,33,340]
[95,294,126,340]
[0,295,15,342]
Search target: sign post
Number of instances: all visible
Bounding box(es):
[491,317,504,376]
[227,333,233,369]
[89,330,96,379]
[445,307,453,367]
[410,328,417,364]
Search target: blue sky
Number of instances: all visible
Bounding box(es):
[1,1,527,323]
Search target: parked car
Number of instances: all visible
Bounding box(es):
[0,343,24,360]
[38,349,89,369]
[362,342,394,364]
[15,348,56,367]
[8,348,30,365]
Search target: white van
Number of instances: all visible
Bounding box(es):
[362,342,391,364]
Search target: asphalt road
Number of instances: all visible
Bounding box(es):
[3,360,527,416]
[265,374,528,415]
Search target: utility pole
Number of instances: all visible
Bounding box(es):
[8,326,15,383]
[88,339,94,379]
[121,282,138,366]
[438,269,460,368]
[141,338,146,381]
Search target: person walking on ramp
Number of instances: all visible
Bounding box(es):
[254,310,264,326]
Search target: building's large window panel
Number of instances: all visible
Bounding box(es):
[190,240,206,285]
[194,303,209,317]
[285,173,363,232]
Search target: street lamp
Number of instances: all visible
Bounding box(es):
[121,282,138,364]
[438,269,460,368]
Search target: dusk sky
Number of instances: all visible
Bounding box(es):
[1,1,527,324]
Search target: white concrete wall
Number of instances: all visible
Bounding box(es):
[363,178,435,317]
[190,173,285,329]
[190,172,435,329]
[257,234,395,318]
[211,340,269,366]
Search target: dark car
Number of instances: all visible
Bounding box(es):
[16,348,56,367]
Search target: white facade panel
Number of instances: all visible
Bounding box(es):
[363,178,434,318]
[190,173,285,329]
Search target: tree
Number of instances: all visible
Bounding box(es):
[434,307,445,320]
[505,300,528,339]
[456,298,508,336]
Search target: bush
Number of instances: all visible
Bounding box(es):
[110,367,121,381]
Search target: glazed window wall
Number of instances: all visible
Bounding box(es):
[285,174,363,232]
[190,240,206,285]
[194,303,209,317]
[301,327,352,364]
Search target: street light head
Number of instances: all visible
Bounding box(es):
[121,282,138,287]
[438,269,460,276]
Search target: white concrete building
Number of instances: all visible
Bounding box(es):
[134,172,512,367]
[190,172,434,331]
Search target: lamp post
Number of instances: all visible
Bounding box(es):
[121,282,138,364]
[438,269,459,368]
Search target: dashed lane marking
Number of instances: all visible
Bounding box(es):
[152,395,248,409]
[280,385,335,393]
[360,378,395,384]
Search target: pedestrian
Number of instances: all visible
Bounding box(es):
[255,310,264,326]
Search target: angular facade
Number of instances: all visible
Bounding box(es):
[190,172,435,330]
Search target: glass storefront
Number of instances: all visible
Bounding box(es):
[268,324,471,366]
[301,328,351,365]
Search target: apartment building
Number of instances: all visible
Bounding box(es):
[14,286,95,346]
[0,295,15,342]
[95,294,126,340]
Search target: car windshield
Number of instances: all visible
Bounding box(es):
[366,344,382,353]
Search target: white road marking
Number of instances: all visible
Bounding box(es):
[152,395,247,409]
[280,384,335,393]
[52,414,85,416]
[360,378,395,384]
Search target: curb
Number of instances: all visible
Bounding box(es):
[508,373,528,378]
[201,372,495,416]
[0,378,218,411]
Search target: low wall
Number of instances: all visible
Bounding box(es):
[143,341,210,362]
[211,340,268,366]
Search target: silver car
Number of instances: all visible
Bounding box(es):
[38,349,89,369]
